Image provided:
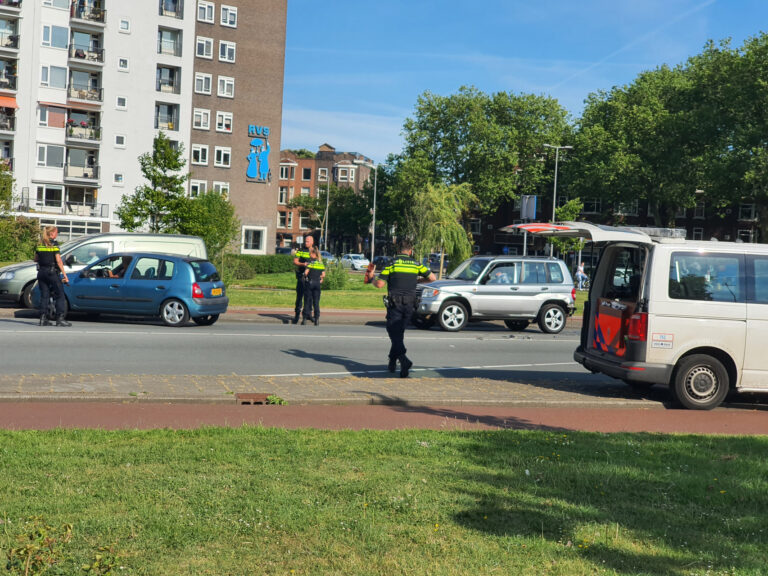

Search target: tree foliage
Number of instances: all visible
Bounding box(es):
[0,217,39,261]
[177,192,240,263]
[0,162,12,213]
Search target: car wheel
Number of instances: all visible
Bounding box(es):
[438,301,468,332]
[411,315,435,330]
[538,304,566,334]
[193,314,219,326]
[21,282,35,309]
[672,354,729,410]
[504,319,529,331]
[161,299,190,327]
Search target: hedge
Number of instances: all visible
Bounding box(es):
[220,253,294,280]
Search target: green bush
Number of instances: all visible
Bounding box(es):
[322,261,348,290]
[0,217,38,262]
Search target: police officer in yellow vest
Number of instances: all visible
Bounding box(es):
[34,225,72,327]
[366,239,435,377]
[301,246,325,325]
[291,235,314,324]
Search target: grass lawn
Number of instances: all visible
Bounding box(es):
[0,428,765,575]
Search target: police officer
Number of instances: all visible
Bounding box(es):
[366,240,435,377]
[291,235,314,324]
[34,225,72,327]
[301,246,325,325]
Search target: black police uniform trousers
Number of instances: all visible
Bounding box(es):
[294,274,306,315]
[37,268,66,318]
[386,291,416,361]
[302,279,322,320]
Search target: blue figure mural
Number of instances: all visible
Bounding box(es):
[247,137,271,182]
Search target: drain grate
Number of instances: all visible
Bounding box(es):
[235,393,271,405]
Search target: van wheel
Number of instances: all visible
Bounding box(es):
[438,301,468,332]
[538,304,566,334]
[672,354,729,410]
[161,299,189,327]
[504,320,529,331]
[21,282,35,309]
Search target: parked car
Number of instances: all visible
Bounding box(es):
[320,251,337,263]
[414,255,575,333]
[340,253,370,270]
[32,252,228,327]
[424,253,449,273]
[372,255,394,270]
[0,232,206,309]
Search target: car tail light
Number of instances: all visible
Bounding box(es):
[192,282,204,299]
[627,312,648,341]
[571,287,576,301]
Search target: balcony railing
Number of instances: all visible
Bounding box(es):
[157,39,181,56]
[0,31,19,49]
[64,164,100,180]
[0,0,22,9]
[0,74,17,91]
[70,5,106,23]
[66,124,102,142]
[156,79,180,94]
[68,84,103,102]
[159,0,183,18]
[0,114,14,131]
[68,44,104,63]
[14,198,109,218]
[154,116,177,131]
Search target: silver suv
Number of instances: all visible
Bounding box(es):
[415,256,575,333]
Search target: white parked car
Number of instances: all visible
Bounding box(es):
[340,253,370,270]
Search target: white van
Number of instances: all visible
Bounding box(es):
[0,233,206,308]
[513,221,768,410]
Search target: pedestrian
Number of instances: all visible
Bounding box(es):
[291,235,314,324]
[301,246,325,325]
[576,261,587,291]
[34,226,72,327]
[365,239,435,377]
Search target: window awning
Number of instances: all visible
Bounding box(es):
[0,96,18,109]
[39,100,101,110]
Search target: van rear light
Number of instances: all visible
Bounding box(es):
[627,312,648,341]
[192,282,204,299]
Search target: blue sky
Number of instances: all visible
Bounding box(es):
[282,0,767,164]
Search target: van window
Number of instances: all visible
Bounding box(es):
[67,242,112,265]
[600,246,644,301]
[747,256,768,303]
[668,252,743,302]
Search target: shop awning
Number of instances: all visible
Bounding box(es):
[0,96,18,109]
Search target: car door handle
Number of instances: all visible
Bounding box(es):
[109,284,120,289]
[509,287,519,291]
[156,285,165,290]
[541,287,549,291]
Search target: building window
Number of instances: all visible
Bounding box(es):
[43,0,69,7]
[118,57,129,71]
[300,187,310,196]
[242,226,266,254]
[197,0,214,22]
[278,186,287,205]
[193,108,210,130]
[691,227,703,240]
[614,199,639,216]
[114,134,126,148]
[219,40,236,63]
[114,173,124,185]
[738,229,754,243]
[39,106,48,127]
[190,180,207,197]
[582,198,601,214]
[37,144,65,167]
[42,25,68,49]
[318,167,328,182]
[214,146,231,167]
[217,76,234,98]
[468,218,481,235]
[119,19,131,33]
[116,96,127,109]
[675,206,687,219]
[194,72,212,95]
[739,203,756,221]
[41,65,67,88]
[36,185,63,208]
[300,214,309,230]
[215,111,232,132]
[196,36,213,59]
[213,181,229,195]
[158,28,181,56]
[301,167,312,181]
[277,212,287,228]
[191,144,208,165]
[280,165,295,180]
[337,168,349,182]
[694,201,705,219]
[221,5,238,27]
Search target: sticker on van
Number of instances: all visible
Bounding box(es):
[651,333,674,349]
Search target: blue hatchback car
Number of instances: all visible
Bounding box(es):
[34,252,228,326]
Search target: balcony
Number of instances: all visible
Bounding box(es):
[154,116,177,131]
[68,84,103,102]
[159,0,183,18]
[70,4,106,24]
[64,163,99,181]
[156,78,180,94]
[15,198,109,218]
[0,113,14,132]
[157,39,181,57]
[0,31,18,50]
[0,73,16,91]
[68,44,104,64]
[0,0,21,12]
[66,122,101,144]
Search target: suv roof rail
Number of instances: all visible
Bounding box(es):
[622,226,686,239]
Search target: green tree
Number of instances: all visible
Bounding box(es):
[177,192,240,263]
[0,161,12,213]
[115,132,188,233]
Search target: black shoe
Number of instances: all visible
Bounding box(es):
[388,358,396,373]
[313,318,319,326]
[39,314,51,327]
[301,317,307,325]
[55,316,72,327]
[291,314,299,324]
[399,355,413,378]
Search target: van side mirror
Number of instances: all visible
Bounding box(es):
[65,255,76,267]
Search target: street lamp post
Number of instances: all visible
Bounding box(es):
[543,143,573,256]
[324,179,330,252]
[355,159,378,260]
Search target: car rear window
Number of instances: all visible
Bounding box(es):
[189,260,221,282]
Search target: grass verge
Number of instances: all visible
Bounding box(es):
[1,428,765,575]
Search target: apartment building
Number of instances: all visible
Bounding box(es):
[5,0,286,254]
[277,144,374,249]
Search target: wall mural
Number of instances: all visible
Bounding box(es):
[246,125,271,182]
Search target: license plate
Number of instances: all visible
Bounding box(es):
[211,287,222,296]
